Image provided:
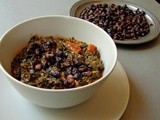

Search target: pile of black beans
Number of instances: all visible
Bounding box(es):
[80,3,150,40]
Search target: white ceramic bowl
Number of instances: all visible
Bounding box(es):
[0,16,117,108]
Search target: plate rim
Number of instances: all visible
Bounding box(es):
[115,61,130,119]
[70,0,160,45]
[0,60,130,120]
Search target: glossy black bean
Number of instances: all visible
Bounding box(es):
[63,80,75,88]
[46,40,57,48]
[82,71,92,77]
[63,52,68,58]
[72,67,79,75]
[73,58,82,66]
[35,48,43,56]
[63,75,75,88]
[62,61,71,67]
[66,67,72,75]
[27,42,40,52]
[33,61,42,71]
[79,65,87,72]
[56,57,62,62]
[43,40,57,51]
[54,62,60,68]
[29,42,39,48]
[56,50,63,57]
[74,73,82,80]
[51,71,61,78]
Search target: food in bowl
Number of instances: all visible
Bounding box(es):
[79,3,151,40]
[11,35,104,89]
[0,16,117,108]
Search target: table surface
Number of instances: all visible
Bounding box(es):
[0,0,160,120]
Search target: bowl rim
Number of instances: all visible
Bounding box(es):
[0,15,117,92]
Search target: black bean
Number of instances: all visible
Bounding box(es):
[56,57,62,62]
[91,4,96,10]
[72,67,79,75]
[63,52,68,58]
[62,61,71,67]
[79,65,87,72]
[47,40,56,47]
[73,58,83,66]
[54,62,60,68]
[43,40,57,51]
[66,67,72,75]
[33,61,42,71]
[74,73,82,80]
[45,54,56,65]
[63,75,75,88]
[35,48,43,56]
[56,50,63,57]
[29,42,39,48]
[27,42,40,52]
[67,74,74,80]
[51,71,60,78]
[82,71,92,77]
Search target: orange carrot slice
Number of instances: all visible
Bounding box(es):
[66,42,81,53]
[87,44,97,54]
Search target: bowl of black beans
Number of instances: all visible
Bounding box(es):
[0,15,117,108]
[70,0,160,44]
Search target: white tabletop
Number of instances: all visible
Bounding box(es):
[0,0,160,120]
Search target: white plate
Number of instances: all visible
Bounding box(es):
[33,61,130,120]
[70,0,160,45]
[0,61,129,120]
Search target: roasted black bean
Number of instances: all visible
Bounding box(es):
[46,40,57,48]
[51,71,61,78]
[35,48,43,56]
[74,73,82,80]
[43,40,57,51]
[73,58,83,66]
[56,50,63,57]
[66,67,72,75]
[63,75,76,88]
[62,61,71,67]
[79,65,87,72]
[54,62,60,68]
[33,61,42,71]
[56,57,62,63]
[79,3,151,40]
[72,67,79,75]
[82,71,92,77]
[63,52,68,58]
[27,42,40,53]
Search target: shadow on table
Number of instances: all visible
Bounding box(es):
[120,76,150,120]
